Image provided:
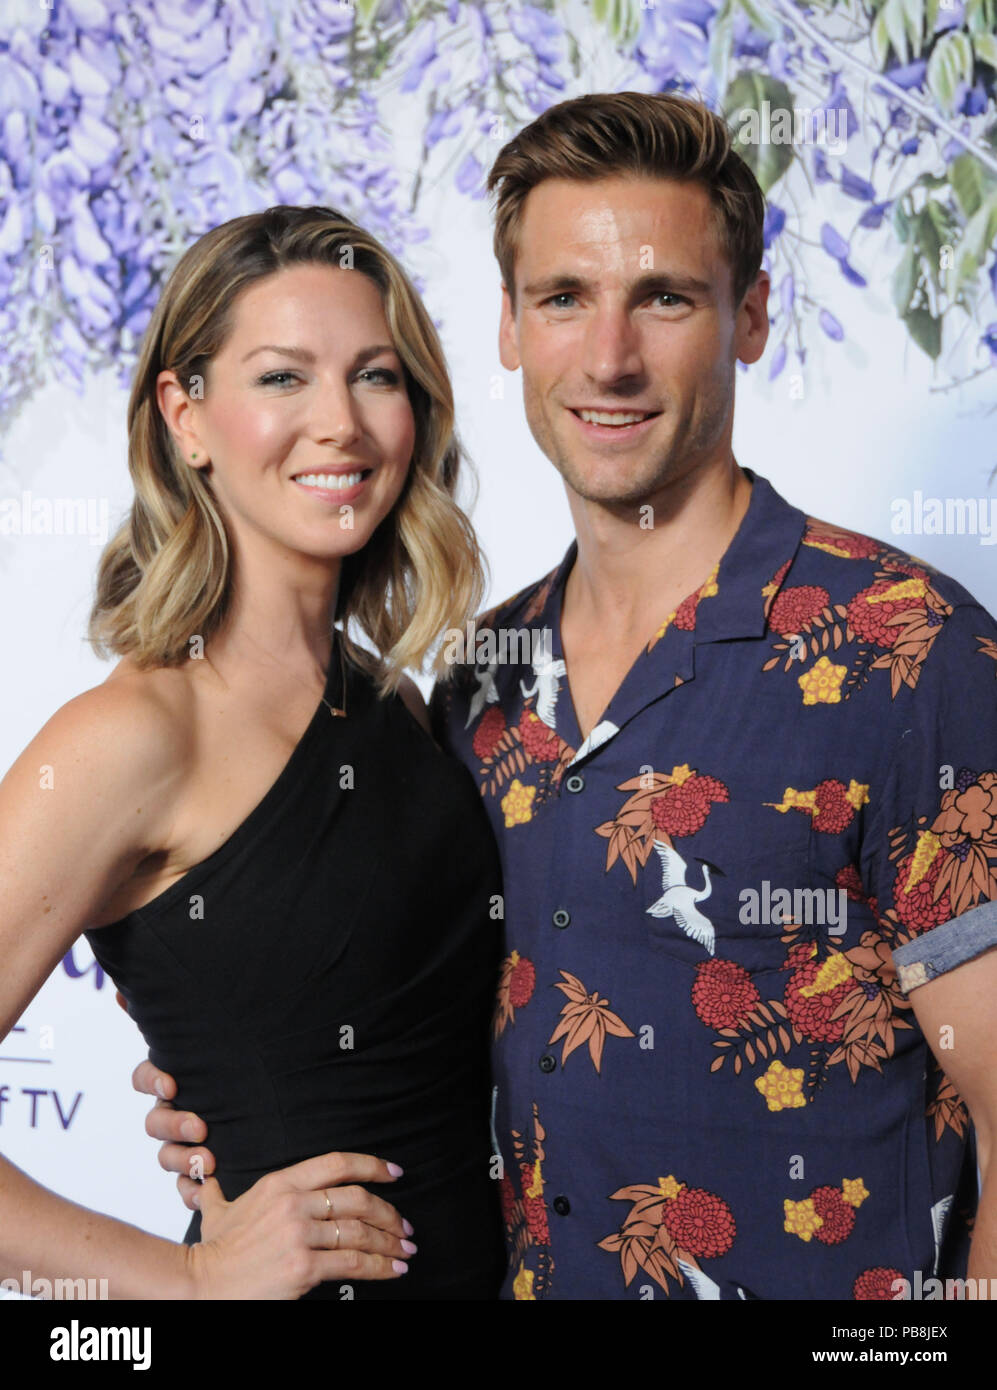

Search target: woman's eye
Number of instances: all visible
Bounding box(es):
[358,368,399,384]
[257,371,297,387]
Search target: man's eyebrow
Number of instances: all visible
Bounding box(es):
[521,271,712,298]
[240,343,398,365]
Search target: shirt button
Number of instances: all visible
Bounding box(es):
[565,774,585,794]
[552,908,570,928]
[539,1054,556,1073]
[553,1195,571,1216]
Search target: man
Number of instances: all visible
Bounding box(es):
[133,91,997,1300]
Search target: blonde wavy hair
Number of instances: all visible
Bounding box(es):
[88,204,486,694]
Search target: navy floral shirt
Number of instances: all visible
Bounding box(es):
[431,468,997,1301]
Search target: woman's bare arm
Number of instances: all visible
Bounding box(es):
[0,679,204,1297]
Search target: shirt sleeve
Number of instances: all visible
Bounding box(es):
[861,600,997,996]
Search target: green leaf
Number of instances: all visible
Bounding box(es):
[973,32,997,68]
[917,204,944,287]
[925,0,940,39]
[954,189,997,291]
[709,0,736,88]
[892,241,919,315]
[965,0,997,33]
[737,0,784,39]
[355,0,381,23]
[926,31,974,115]
[905,306,941,359]
[725,72,796,193]
[883,0,910,63]
[949,152,997,218]
[902,0,925,54]
[872,11,890,68]
[892,199,912,242]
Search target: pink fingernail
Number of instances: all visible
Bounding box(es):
[401,1240,417,1255]
[401,1218,414,1236]
[386,1162,404,1178]
[392,1260,408,1274]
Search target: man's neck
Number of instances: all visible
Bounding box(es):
[562,458,752,644]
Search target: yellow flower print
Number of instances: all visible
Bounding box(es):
[755,1059,807,1112]
[906,830,942,893]
[799,952,854,998]
[784,1197,824,1241]
[670,764,694,786]
[524,1158,544,1201]
[501,778,536,828]
[657,1174,685,1200]
[842,1178,869,1208]
[866,578,927,604]
[767,787,818,815]
[513,1261,536,1300]
[846,779,870,810]
[798,655,848,705]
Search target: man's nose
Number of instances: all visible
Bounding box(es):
[580,306,644,385]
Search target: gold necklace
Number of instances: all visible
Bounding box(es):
[319,630,348,718]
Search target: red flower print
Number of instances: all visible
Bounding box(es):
[853,1266,905,1300]
[661,1187,736,1259]
[846,580,925,648]
[650,775,730,838]
[674,591,700,629]
[520,1161,550,1245]
[812,1186,856,1245]
[509,953,536,1009]
[517,707,561,762]
[499,1174,518,1228]
[805,528,881,560]
[813,779,856,834]
[768,585,830,635]
[835,864,877,913]
[692,958,761,1030]
[472,706,506,761]
[892,851,952,934]
[784,959,854,1043]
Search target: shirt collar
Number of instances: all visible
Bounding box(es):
[541,467,807,649]
[524,469,808,756]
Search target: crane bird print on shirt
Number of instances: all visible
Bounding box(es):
[519,629,567,729]
[646,839,724,956]
[464,658,500,729]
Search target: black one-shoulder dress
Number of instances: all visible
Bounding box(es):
[85,635,505,1299]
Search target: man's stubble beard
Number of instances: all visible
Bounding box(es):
[522,371,734,511]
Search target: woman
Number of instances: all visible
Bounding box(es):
[0,205,505,1299]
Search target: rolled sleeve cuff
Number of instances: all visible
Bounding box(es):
[891,899,997,995]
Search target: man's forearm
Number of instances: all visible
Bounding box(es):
[967,1163,997,1291]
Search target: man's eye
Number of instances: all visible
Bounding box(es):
[257,371,298,387]
[544,293,576,309]
[653,293,685,307]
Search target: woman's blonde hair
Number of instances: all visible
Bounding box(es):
[87,204,486,694]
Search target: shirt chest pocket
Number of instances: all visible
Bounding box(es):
[640,799,817,979]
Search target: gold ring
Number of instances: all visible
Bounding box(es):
[324,1190,332,1216]
[332,1220,341,1250]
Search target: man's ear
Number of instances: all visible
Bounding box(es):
[498,285,521,372]
[735,271,771,367]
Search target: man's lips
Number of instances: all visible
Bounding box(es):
[568,407,662,440]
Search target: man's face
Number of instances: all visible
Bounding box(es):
[498,176,769,509]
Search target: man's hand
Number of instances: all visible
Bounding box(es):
[132,1057,216,1211]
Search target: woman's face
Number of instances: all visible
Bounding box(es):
[160,261,417,566]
